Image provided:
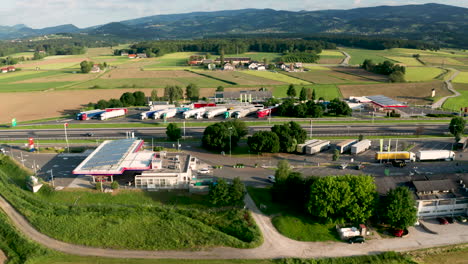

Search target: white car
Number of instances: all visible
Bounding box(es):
[198,168,211,174]
[267,175,275,183]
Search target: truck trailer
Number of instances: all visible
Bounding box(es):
[77,109,105,120]
[183,108,205,119]
[375,151,416,162]
[204,107,228,119]
[99,109,126,120]
[336,139,358,154]
[257,106,278,118]
[416,150,455,161]
[305,140,330,155]
[233,107,259,119]
[224,108,243,119]
[155,108,177,119]
[140,110,160,120]
[296,140,319,153]
[351,140,372,155]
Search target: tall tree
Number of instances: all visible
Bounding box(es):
[119,92,135,106]
[286,84,297,98]
[247,131,280,154]
[220,48,225,65]
[229,177,246,205]
[166,123,182,141]
[275,160,290,183]
[150,89,158,101]
[449,117,466,141]
[185,83,200,100]
[133,91,146,106]
[379,187,417,230]
[312,88,316,101]
[299,87,307,101]
[209,179,230,206]
[80,60,92,73]
[216,86,224,92]
[307,87,312,100]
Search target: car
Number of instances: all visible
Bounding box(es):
[437,217,449,225]
[348,236,365,244]
[392,160,406,168]
[456,215,467,223]
[446,216,454,224]
[197,168,211,174]
[85,133,94,137]
[267,175,275,183]
[393,229,404,237]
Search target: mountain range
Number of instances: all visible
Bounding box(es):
[1,3,467,47]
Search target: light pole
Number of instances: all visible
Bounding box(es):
[229,127,233,158]
[64,123,69,153]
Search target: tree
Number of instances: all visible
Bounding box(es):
[247,131,280,154]
[166,123,182,141]
[286,84,297,98]
[275,160,290,183]
[229,177,246,205]
[299,87,307,101]
[292,104,307,118]
[150,89,158,101]
[379,187,417,230]
[225,119,248,139]
[449,117,466,141]
[120,92,135,106]
[133,91,146,106]
[328,98,352,116]
[186,83,200,100]
[96,99,109,109]
[163,85,183,103]
[220,48,225,65]
[80,60,92,73]
[332,149,340,161]
[389,71,406,83]
[202,122,239,152]
[111,181,119,190]
[209,179,230,206]
[307,87,312,100]
[271,121,306,152]
[108,98,123,108]
[216,86,224,92]
[311,88,316,101]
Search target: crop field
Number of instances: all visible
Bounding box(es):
[443,83,468,111]
[14,72,98,83]
[318,50,344,64]
[14,57,86,69]
[420,56,464,66]
[232,52,282,62]
[0,52,34,58]
[385,56,422,66]
[405,67,445,82]
[71,76,226,89]
[273,84,340,99]
[454,71,468,83]
[284,71,348,84]
[340,48,396,65]
[339,80,450,105]
[145,52,195,68]
[194,70,285,85]
[242,71,310,85]
[101,69,200,79]
[330,67,389,82]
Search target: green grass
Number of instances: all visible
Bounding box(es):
[0,82,73,92]
[21,62,81,70]
[229,52,282,62]
[145,52,196,68]
[273,84,340,100]
[443,90,468,111]
[0,157,261,251]
[319,50,344,57]
[242,71,310,85]
[272,215,340,242]
[454,72,468,83]
[0,71,64,83]
[385,56,422,66]
[247,187,289,215]
[0,52,34,58]
[405,67,445,82]
[340,48,397,65]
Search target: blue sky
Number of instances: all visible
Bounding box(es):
[1,0,466,28]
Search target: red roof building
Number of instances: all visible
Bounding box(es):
[128,54,137,59]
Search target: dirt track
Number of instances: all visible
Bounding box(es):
[0,250,5,264]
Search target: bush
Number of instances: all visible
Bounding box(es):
[111,181,119,190]
[95,182,102,191]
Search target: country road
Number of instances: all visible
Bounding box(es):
[340,51,351,66]
[432,68,461,109]
[1,181,468,260]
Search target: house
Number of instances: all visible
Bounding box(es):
[189,55,205,65]
[207,63,216,70]
[128,54,137,59]
[202,59,213,65]
[7,66,15,72]
[257,65,266,71]
[222,63,235,71]
[248,63,259,70]
[120,52,129,56]
[215,57,251,65]
[1,68,8,73]
[90,64,101,73]
[137,53,147,58]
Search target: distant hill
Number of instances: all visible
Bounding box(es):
[0,3,467,47]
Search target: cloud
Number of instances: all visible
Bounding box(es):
[354,0,362,5]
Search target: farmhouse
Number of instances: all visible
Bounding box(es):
[189,55,205,65]
[1,68,8,73]
[90,64,101,73]
[248,63,266,70]
[215,57,251,65]
[120,52,129,56]
[7,66,15,72]
[128,54,137,59]
[137,53,148,58]
[222,63,235,71]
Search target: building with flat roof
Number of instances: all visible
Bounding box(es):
[366,95,407,108]
[214,90,272,103]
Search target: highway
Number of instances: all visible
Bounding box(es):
[0,123,449,140]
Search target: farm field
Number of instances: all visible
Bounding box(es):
[0,51,34,58]
[14,57,86,70]
[405,67,445,82]
[454,71,468,83]
[14,72,98,83]
[243,71,310,85]
[330,67,389,82]
[144,52,196,68]
[339,80,450,105]
[193,70,285,85]
[231,52,282,62]
[385,56,422,66]
[273,84,340,100]
[318,50,344,64]
[443,83,468,111]
[419,56,464,66]
[101,69,200,79]
[285,68,375,84]
[340,48,397,65]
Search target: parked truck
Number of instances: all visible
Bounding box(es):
[183,108,205,119]
[233,107,259,119]
[351,140,372,155]
[156,108,177,120]
[150,104,175,111]
[257,106,278,118]
[204,107,228,119]
[416,150,455,161]
[224,108,243,119]
[305,140,330,155]
[336,139,358,154]
[99,109,126,120]
[77,109,105,120]
[375,151,416,162]
[140,110,159,120]
[296,140,319,153]
[457,137,468,150]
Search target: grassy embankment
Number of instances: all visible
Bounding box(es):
[0,156,261,251]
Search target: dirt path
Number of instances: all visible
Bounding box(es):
[0,250,6,264]
[340,51,351,66]
[1,187,468,259]
[432,68,460,109]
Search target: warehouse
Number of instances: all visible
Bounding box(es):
[366,95,407,108]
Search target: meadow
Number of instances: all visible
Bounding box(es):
[405,67,445,82]
[454,71,468,83]
[193,70,285,85]
[317,50,344,64]
[443,83,468,111]
[385,56,422,66]
[242,71,310,85]
[273,84,340,100]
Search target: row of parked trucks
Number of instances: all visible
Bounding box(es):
[76,108,128,121]
[375,150,455,162]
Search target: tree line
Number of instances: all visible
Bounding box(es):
[361,59,406,83]
[247,121,307,154]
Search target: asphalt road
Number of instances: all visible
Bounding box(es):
[0,123,450,140]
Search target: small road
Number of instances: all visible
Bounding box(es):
[1,181,468,259]
[432,68,461,109]
[340,51,351,66]
[0,250,5,264]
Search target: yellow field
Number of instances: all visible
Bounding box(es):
[319,50,344,56]
[420,56,464,66]
[385,56,422,66]
[454,72,468,83]
[303,66,332,71]
[242,71,311,85]
[0,71,39,79]
[405,67,445,82]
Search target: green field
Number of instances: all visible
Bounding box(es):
[272,215,340,242]
[194,70,285,85]
[0,52,34,58]
[319,50,344,57]
[243,71,310,85]
[273,84,340,99]
[230,52,282,62]
[454,72,468,83]
[340,48,396,65]
[420,56,465,66]
[385,56,423,66]
[145,52,196,68]
[443,90,468,111]
[69,77,226,89]
[405,67,445,82]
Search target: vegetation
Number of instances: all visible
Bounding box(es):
[281,52,320,63]
[185,83,200,100]
[202,120,248,152]
[361,60,406,82]
[271,121,307,153]
[163,85,184,103]
[277,99,324,118]
[209,177,246,206]
[449,117,466,141]
[378,187,418,230]
[328,98,352,116]
[166,123,182,141]
[247,131,280,154]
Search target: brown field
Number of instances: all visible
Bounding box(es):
[14,57,86,68]
[0,88,216,123]
[420,56,464,66]
[198,71,285,85]
[331,67,388,82]
[101,69,199,79]
[14,73,98,83]
[285,71,347,84]
[339,80,450,105]
[318,58,343,64]
[115,59,159,68]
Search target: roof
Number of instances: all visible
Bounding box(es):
[73,138,153,175]
[215,90,272,99]
[413,179,458,193]
[367,95,407,108]
[337,139,357,147]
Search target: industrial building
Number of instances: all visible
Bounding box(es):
[73,138,198,189]
[214,90,272,103]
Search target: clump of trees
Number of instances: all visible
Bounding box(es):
[449,116,466,141]
[361,60,406,82]
[328,98,352,116]
[91,91,147,109]
[248,121,306,154]
[277,99,324,118]
[80,61,108,73]
[209,177,246,206]
[202,120,248,152]
[166,123,182,141]
[378,187,417,230]
[281,52,320,63]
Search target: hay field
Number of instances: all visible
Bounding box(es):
[330,67,389,82]
[13,72,98,83]
[420,56,464,66]
[242,71,310,85]
[385,56,422,66]
[101,69,199,79]
[405,67,445,82]
[195,71,285,85]
[273,84,340,100]
[339,81,450,105]
[318,50,344,64]
[284,71,348,84]
[14,57,86,69]
[453,72,468,83]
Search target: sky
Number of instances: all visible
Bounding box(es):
[0,0,466,29]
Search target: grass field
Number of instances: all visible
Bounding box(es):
[273,84,340,99]
[272,215,340,242]
[385,56,423,66]
[405,67,445,82]
[454,72,468,83]
[230,52,282,62]
[318,50,344,64]
[329,67,389,82]
[443,83,468,111]
[420,56,464,66]
[243,71,310,85]
[0,52,34,58]
[340,48,396,65]
[145,52,195,68]
[285,69,375,84]
[194,70,285,85]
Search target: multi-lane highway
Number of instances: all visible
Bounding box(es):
[0,123,449,140]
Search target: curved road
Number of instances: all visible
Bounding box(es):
[340,51,351,66]
[432,68,460,109]
[1,182,468,260]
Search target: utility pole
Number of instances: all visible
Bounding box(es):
[64,123,69,153]
[183,121,186,139]
[310,120,313,138]
[229,127,233,158]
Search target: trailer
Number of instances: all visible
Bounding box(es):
[257,106,278,118]
[375,151,416,162]
[296,140,319,153]
[99,109,126,120]
[224,108,243,119]
[193,103,216,108]
[150,104,175,111]
[457,137,468,150]
[176,107,191,113]
[305,140,330,155]
[416,150,455,161]
[351,140,372,155]
[105,108,128,114]
[336,139,358,154]
[140,110,160,120]
[204,107,228,119]
[233,107,258,119]
[155,108,177,119]
[183,108,206,119]
[77,109,105,120]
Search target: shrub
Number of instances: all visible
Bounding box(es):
[95,182,102,191]
[111,181,119,190]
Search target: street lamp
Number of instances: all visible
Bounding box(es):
[229,127,233,158]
